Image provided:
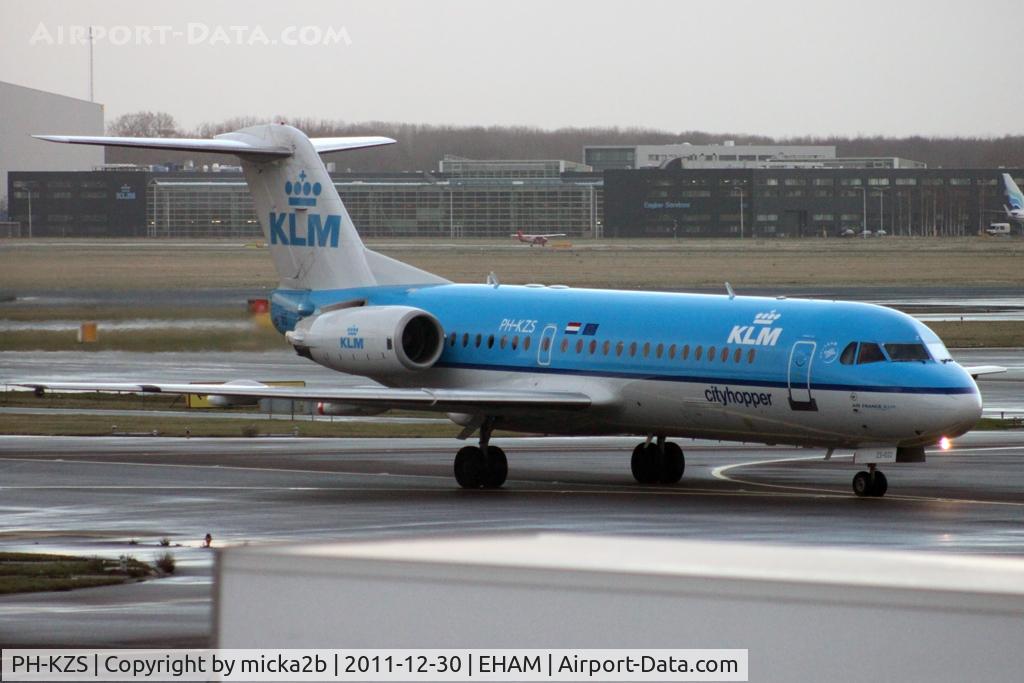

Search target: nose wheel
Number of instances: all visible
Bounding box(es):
[852,467,888,497]
[631,437,685,484]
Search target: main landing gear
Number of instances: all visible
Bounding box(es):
[631,436,685,485]
[454,418,507,489]
[852,464,888,498]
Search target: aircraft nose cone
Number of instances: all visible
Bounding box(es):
[946,373,983,438]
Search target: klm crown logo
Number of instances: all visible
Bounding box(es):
[753,310,782,325]
[285,170,322,208]
[347,325,359,336]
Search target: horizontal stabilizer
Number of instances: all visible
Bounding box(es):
[33,133,396,160]
[311,137,396,153]
[33,134,292,159]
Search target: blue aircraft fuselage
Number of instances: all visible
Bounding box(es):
[269,283,982,449]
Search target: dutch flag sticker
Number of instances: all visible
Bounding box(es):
[565,322,582,334]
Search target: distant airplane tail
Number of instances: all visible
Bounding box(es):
[1002,173,1024,211]
[34,125,447,291]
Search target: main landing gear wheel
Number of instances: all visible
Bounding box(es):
[454,417,507,489]
[454,445,508,489]
[631,440,685,485]
[852,469,888,497]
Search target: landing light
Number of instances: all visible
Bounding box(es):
[939,436,952,451]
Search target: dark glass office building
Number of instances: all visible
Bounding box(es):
[604,167,1024,238]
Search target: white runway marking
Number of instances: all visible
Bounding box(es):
[712,451,1024,508]
[0,456,844,500]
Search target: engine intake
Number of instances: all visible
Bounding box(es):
[287,305,444,377]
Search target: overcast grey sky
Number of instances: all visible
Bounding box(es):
[2,0,1022,137]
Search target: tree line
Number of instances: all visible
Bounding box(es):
[106,111,1024,170]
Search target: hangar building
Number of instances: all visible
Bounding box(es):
[0,81,104,230]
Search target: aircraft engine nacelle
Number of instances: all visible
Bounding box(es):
[207,379,267,407]
[316,401,388,417]
[287,305,445,378]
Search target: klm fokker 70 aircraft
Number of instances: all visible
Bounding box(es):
[24,124,1004,497]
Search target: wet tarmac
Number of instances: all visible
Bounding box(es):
[1,431,1024,647]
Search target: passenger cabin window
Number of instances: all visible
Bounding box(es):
[885,343,930,362]
[857,342,886,364]
[839,342,857,365]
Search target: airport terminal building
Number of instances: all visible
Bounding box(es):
[7,133,1023,239]
[7,159,604,239]
[604,166,1024,238]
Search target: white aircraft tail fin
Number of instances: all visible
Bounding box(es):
[35,124,449,291]
[1002,173,1024,212]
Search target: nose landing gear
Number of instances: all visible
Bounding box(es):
[852,464,888,497]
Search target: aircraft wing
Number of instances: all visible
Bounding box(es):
[15,381,592,414]
[961,365,1007,379]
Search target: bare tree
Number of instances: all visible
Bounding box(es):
[102,113,1024,170]
[107,111,180,137]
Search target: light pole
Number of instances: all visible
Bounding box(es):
[16,181,33,238]
[732,186,745,239]
[872,187,889,235]
[852,186,867,237]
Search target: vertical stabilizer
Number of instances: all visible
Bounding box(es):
[227,124,374,290]
[1003,173,1024,211]
[35,124,449,291]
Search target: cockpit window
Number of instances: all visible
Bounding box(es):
[856,342,886,364]
[884,343,930,362]
[926,341,953,363]
[839,342,857,365]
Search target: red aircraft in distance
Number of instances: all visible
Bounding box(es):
[511,229,567,246]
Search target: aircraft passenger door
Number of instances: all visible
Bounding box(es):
[787,340,818,411]
[537,324,557,366]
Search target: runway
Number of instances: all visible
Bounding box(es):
[2,431,1024,647]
